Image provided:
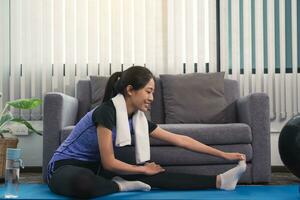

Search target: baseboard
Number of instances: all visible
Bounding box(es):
[21,166,42,173]
[271,166,290,173]
[0,167,42,183]
[19,166,289,173]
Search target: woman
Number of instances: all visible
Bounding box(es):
[47,66,246,199]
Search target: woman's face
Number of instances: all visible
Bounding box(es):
[129,78,155,112]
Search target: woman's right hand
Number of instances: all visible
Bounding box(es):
[142,162,165,175]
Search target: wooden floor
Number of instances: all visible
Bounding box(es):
[0,171,295,185]
[268,172,299,185]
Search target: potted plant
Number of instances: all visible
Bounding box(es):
[0,98,42,178]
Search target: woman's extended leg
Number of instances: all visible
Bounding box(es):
[114,160,247,190]
[119,172,217,190]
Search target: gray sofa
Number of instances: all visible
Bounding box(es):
[43,78,271,183]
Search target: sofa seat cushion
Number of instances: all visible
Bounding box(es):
[151,123,252,146]
[61,125,252,166]
[114,144,253,165]
[61,123,251,146]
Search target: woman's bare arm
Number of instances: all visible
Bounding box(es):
[98,126,164,175]
[150,127,245,161]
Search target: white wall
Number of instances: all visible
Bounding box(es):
[0,0,10,111]
[10,121,43,167]
[271,132,283,166]
[17,132,43,167]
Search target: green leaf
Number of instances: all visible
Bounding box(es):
[0,129,10,134]
[10,118,42,136]
[7,98,42,110]
[0,113,13,128]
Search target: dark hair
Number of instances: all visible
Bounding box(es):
[102,66,155,102]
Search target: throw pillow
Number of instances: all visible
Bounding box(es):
[90,76,109,109]
[160,72,228,124]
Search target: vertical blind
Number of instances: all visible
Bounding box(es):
[0,0,213,120]
[220,0,300,127]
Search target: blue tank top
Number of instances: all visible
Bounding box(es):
[47,109,134,182]
[46,100,157,182]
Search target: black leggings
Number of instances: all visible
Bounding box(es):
[48,159,216,199]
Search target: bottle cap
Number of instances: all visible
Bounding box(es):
[6,148,22,160]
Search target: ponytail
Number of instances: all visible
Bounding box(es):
[102,72,122,102]
[102,66,155,103]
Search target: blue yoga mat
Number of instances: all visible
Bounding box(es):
[0,184,299,199]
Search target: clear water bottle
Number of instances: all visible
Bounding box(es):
[4,148,24,199]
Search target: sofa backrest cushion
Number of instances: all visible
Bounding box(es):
[76,76,239,124]
[223,79,239,123]
[90,76,109,109]
[160,72,240,124]
[76,80,92,122]
[151,78,238,124]
[160,72,232,123]
[150,78,165,124]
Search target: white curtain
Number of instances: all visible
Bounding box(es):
[0,0,213,119]
[220,0,299,128]
[0,0,10,113]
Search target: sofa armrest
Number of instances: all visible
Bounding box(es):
[42,92,78,181]
[237,93,271,182]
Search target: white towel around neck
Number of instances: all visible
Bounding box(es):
[112,94,150,164]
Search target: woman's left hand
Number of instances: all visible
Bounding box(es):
[222,152,246,161]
